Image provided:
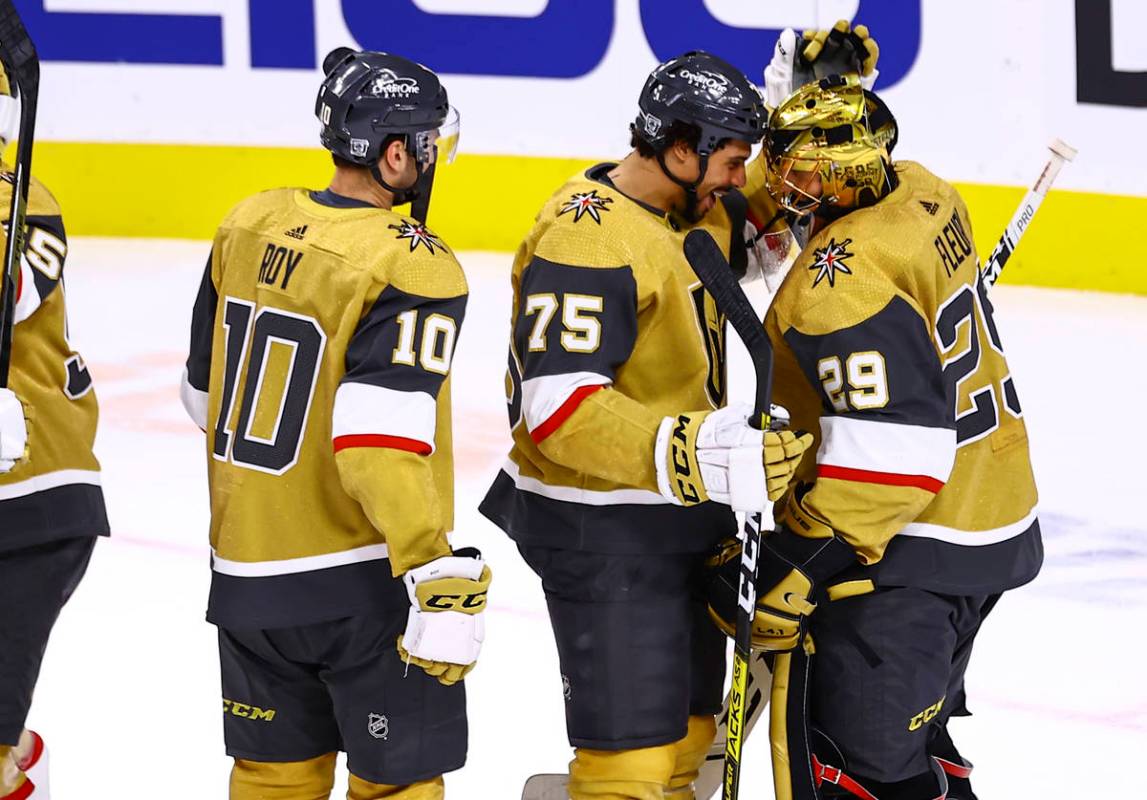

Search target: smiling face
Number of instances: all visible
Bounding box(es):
[672,138,751,223]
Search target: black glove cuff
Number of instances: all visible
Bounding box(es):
[766,526,857,584]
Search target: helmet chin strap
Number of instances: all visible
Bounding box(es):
[656,151,710,224]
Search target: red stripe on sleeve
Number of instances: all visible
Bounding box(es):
[333,434,432,456]
[530,383,605,444]
[817,464,945,494]
[3,777,35,800]
[14,266,22,303]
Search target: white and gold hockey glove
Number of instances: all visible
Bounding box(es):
[655,402,812,513]
[0,388,27,474]
[397,548,491,686]
[764,21,880,110]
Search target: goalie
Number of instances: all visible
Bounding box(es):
[710,74,1042,800]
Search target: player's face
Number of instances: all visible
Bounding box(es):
[688,140,751,222]
[774,156,824,216]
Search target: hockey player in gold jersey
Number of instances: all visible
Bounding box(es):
[713,75,1042,799]
[0,58,107,799]
[480,52,813,800]
[181,49,484,800]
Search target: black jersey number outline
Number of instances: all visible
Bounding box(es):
[935,277,1020,447]
[212,297,327,474]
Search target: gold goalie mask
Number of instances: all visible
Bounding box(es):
[765,73,898,218]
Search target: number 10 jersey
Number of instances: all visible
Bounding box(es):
[182,188,467,628]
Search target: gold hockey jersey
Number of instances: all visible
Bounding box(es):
[0,166,108,552]
[479,163,745,554]
[182,188,466,627]
[766,161,1041,593]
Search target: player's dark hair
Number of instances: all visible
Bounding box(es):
[630,120,701,158]
[629,121,734,160]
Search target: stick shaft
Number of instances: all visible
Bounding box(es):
[981,139,1076,288]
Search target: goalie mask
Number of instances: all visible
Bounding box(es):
[764,74,898,219]
[316,48,460,217]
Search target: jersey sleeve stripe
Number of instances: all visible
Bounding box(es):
[12,257,43,324]
[333,433,432,455]
[180,367,209,430]
[529,383,606,444]
[332,382,436,453]
[817,464,945,494]
[817,415,956,484]
[522,371,610,442]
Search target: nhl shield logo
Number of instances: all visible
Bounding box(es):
[562,674,572,701]
[367,713,389,740]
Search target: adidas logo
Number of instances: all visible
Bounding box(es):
[284,224,308,240]
[919,201,939,216]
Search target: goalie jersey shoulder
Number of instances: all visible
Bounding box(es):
[771,161,974,340]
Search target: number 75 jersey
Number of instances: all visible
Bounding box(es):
[182,189,466,628]
[765,162,1041,595]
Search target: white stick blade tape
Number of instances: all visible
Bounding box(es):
[1049,138,1078,162]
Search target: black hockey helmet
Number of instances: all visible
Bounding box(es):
[316,48,457,167]
[315,48,459,218]
[633,50,766,157]
[632,51,765,223]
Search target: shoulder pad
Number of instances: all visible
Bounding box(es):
[380,214,466,299]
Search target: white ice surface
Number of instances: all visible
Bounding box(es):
[25,239,1147,798]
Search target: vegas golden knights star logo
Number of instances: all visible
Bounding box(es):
[690,284,726,407]
[809,237,854,288]
[557,190,613,224]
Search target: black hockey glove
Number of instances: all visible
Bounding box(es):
[707,525,856,652]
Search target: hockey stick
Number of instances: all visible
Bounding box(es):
[981,138,1077,289]
[682,228,780,800]
[0,0,39,387]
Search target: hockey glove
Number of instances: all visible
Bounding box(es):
[764,21,880,109]
[654,402,812,512]
[397,548,491,686]
[0,389,27,474]
[707,526,856,652]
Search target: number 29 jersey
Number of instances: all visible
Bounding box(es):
[182,188,466,628]
[766,161,1041,594]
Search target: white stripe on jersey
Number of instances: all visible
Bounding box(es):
[521,371,611,436]
[818,415,956,482]
[502,459,671,506]
[898,506,1039,546]
[180,367,209,430]
[332,382,437,452]
[0,468,102,501]
[13,255,43,324]
[211,542,391,577]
